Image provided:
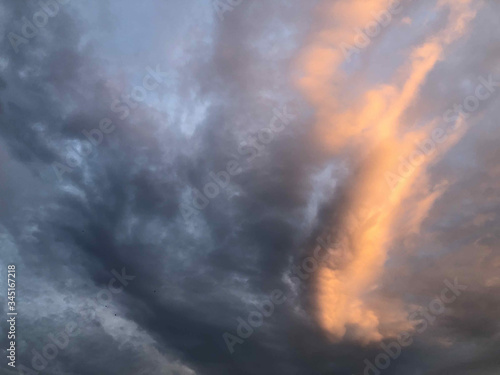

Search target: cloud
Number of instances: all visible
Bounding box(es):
[292,0,490,346]
[0,0,499,374]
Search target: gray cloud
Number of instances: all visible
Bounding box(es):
[0,0,499,374]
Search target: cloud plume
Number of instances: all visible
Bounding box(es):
[296,0,482,344]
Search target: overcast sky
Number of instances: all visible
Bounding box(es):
[0,0,499,374]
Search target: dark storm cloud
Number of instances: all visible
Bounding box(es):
[0,0,499,374]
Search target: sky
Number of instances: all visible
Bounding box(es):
[0,0,499,374]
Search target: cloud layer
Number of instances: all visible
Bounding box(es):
[0,0,499,374]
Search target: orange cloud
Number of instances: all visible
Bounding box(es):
[295,0,480,343]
